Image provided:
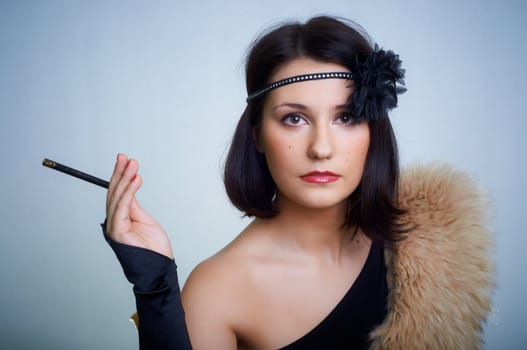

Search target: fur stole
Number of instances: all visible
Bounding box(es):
[369,164,495,349]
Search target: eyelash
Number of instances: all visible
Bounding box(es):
[335,113,358,125]
[280,113,359,127]
[281,113,306,126]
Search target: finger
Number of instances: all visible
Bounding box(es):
[107,159,140,227]
[106,153,128,214]
[108,158,139,219]
[107,171,142,238]
[110,176,142,241]
[129,187,157,226]
[111,173,143,235]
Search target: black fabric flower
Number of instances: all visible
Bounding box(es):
[349,46,406,121]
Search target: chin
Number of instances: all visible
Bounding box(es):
[285,193,350,211]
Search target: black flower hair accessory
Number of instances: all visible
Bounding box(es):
[348,46,406,121]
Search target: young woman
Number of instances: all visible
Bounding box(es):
[104,16,494,349]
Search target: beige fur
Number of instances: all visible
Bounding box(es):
[369,164,495,349]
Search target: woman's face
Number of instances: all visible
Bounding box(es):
[258,58,370,211]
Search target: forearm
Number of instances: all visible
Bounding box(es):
[102,223,192,350]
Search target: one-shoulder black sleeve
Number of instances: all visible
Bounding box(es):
[101,223,193,350]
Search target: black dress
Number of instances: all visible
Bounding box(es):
[103,224,388,350]
[278,243,388,349]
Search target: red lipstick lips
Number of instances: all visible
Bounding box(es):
[300,171,341,183]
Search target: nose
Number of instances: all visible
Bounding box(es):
[308,124,333,160]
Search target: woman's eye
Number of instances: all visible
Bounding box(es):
[335,113,357,125]
[281,113,307,126]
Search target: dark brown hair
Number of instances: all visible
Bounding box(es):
[224,16,407,244]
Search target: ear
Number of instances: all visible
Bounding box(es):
[253,126,264,154]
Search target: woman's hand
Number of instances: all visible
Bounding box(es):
[105,153,174,259]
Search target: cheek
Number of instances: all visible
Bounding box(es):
[355,136,370,162]
[260,123,296,160]
[342,130,370,172]
[260,131,301,187]
[263,135,294,170]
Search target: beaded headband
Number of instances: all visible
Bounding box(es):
[246,72,353,102]
[245,47,406,121]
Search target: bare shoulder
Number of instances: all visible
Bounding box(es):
[181,221,267,348]
[182,220,266,293]
[182,244,250,303]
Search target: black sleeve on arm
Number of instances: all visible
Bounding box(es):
[101,223,192,350]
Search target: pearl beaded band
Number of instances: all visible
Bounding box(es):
[246,71,353,102]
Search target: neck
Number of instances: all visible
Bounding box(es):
[262,195,357,262]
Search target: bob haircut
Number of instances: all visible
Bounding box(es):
[224,16,407,244]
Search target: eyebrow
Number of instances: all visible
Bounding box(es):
[272,103,307,111]
[272,103,348,111]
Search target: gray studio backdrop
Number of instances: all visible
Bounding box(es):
[1,0,525,349]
